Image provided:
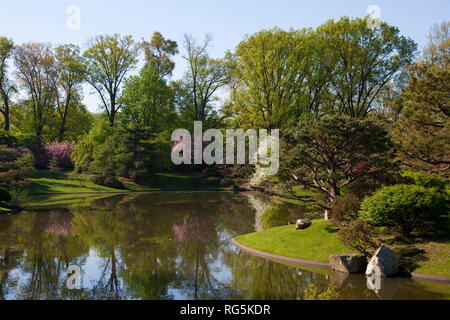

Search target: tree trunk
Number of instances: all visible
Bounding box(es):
[3,108,9,131]
[325,185,340,221]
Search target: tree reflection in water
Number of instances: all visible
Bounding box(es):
[0,192,448,300]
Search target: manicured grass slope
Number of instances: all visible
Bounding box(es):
[235,220,354,263]
[27,170,118,195]
[236,219,450,278]
[409,242,450,277]
[26,170,228,196]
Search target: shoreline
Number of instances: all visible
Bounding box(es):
[24,188,257,210]
[232,238,450,284]
[30,189,235,197]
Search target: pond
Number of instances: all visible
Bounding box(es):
[0,192,448,300]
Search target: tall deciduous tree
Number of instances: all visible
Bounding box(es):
[317,17,417,118]
[182,34,229,123]
[226,28,309,129]
[83,34,141,126]
[54,44,85,140]
[393,22,449,174]
[121,65,175,132]
[14,43,57,139]
[0,37,15,131]
[143,32,178,79]
[226,18,416,128]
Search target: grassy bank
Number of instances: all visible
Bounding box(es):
[235,220,354,263]
[25,170,229,196]
[406,241,450,277]
[26,193,118,209]
[19,170,230,209]
[385,215,450,278]
[235,219,450,278]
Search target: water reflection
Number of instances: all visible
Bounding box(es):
[0,192,448,300]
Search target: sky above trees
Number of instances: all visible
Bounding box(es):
[1,0,449,112]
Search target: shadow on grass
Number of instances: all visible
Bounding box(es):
[324,223,338,234]
[32,170,70,180]
[396,246,428,273]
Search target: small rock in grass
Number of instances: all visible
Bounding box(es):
[295,219,312,230]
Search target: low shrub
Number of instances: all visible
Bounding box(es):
[90,175,124,189]
[0,187,11,202]
[338,220,379,258]
[103,176,125,189]
[90,175,106,186]
[15,133,46,169]
[0,145,35,187]
[330,193,362,227]
[360,184,448,238]
[0,131,17,147]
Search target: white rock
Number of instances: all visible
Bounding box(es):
[295,219,312,230]
[366,244,399,278]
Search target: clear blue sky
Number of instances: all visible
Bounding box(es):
[1,0,449,112]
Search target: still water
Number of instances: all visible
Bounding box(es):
[0,192,448,300]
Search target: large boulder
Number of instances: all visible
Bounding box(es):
[366,244,399,278]
[295,219,312,230]
[329,254,367,274]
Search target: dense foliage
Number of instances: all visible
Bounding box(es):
[359,184,448,237]
[338,220,379,258]
[71,119,115,173]
[0,145,34,187]
[392,22,449,175]
[401,170,447,190]
[329,193,363,227]
[225,17,416,129]
[281,115,394,207]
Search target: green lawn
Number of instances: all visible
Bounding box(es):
[235,219,450,278]
[25,170,229,196]
[235,220,354,263]
[293,185,316,197]
[387,216,450,278]
[26,170,120,195]
[20,170,229,209]
[408,242,450,278]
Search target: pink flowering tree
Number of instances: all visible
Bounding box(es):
[44,141,76,170]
